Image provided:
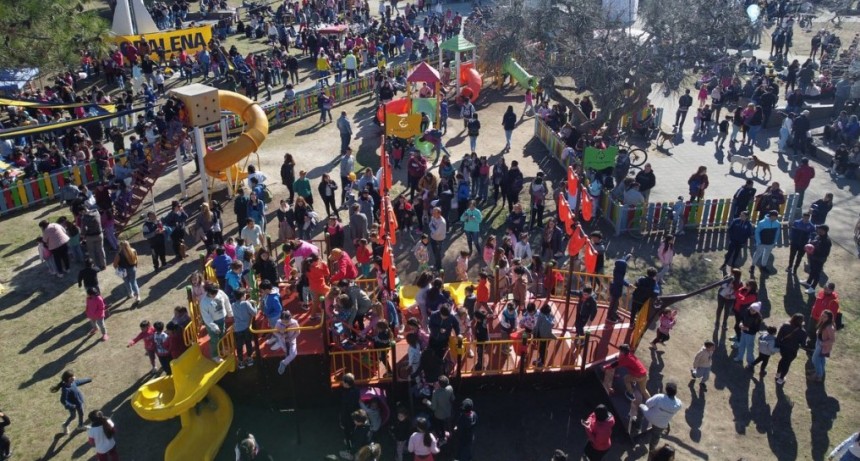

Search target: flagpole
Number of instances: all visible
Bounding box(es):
[561,190,576,336]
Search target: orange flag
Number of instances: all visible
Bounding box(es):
[380,137,393,192]
[567,224,587,256]
[557,193,574,235]
[584,240,598,273]
[567,166,579,197]
[383,195,398,245]
[382,239,397,291]
[580,186,594,222]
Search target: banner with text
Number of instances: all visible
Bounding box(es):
[112,25,213,60]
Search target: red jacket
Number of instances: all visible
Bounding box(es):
[733,287,757,313]
[610,353,647,377]
[794,165,815,190]
[331,255,359,282]
[811,291,839,322]
[85,296,106,320]
[585,413,615,451]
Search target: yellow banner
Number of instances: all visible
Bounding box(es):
[112,25,213,60]
[385,113,422,138]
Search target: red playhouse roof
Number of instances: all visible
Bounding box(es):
[407,62,441,84]
[318,24,349,35]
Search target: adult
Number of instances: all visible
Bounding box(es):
[630,268,658,324]
[730,180,757,218]
[828,431,860,461]
[240,219,266,250]
[275,200,296,243]
[348,204,369,248]
[623,183,645,206]
[736,302,764,368]
[755,183,786,222]
[0,409,9,460]
[505,203,527,236]
[809,283,840,342]
[407,417,440,459]
[792,109,812,157]
[674,89,693,129]
[687,166,709,202]
[337,111,353,154]
[793,158,815,209]
[491,158,509,205]
[280,153,296,203]
[142,212,169,271]
[502,105,517,151]
[253,249,279,285]
[407,151,428,200]
[774,313,807,385]
[638,382,683,455]
[80,208,106,270]
[582,404,615,461]
[750,210,781,277]
[234,188,249,228]
[340,149,355,205]
[40,220,71,277]
[541,217,564,261]
[467,114,481,153]
[319,173,339,217]
[529,172,548,228]
[810,310,836,382]
[428,207,447,270]
[329,248,358,284]
[460,200,482,254]
[293,170,313,206]
[424,375,455,436]
[247,191,267,232]
[246,164,268,188]
[810,193,834,225]
[634,164,656,202]
[802,225,832,294]
[113,240,141,304]
[503,161,525,213]
[199,282,233,363]
[454,398,478,461]
[163,201,189,261]
[785,210,816,273]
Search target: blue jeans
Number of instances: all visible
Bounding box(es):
[737,332,756,365]
[64,405,84,428]
[812,340,827,378]
[123,266,140,297]
[469,135,478,152]
[504,130,513,146]
[207,318,226,359]
[465,230,480,253]
[477,176,488,200]
[747,125,761,144]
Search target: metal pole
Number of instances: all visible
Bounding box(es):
[174,142,187,200]
[193,126,209,203]
[561,250,575,335]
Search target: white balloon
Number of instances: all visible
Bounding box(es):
[746,4,761,23]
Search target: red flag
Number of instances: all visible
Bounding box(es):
[584,240,598,273]
[567,167,579,197]
[567,225,587,256]
[383,195,398,245]
[380,137,393,191]
[382,239,397,291]
[580,186,594,222]
[557,193,574,235]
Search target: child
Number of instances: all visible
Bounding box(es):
[86,410,118,460]
[405,317,429,350]
[473,310,489,371]
[530,256,544,295]
[462,285,477,318]
[127,320,157,374]
[189,271,205,305]
[672,196,686,236]
[260,279,283,349]
[356,238,373,277]
[223,237,237,259]
[238,239,255,272]
[716,115,730,148]
[476,272,491,313]
[51,370,92,434]
[371,319,394,377]
[514,233,533,261]
[276,310,300,375]
[523,88,534,117]
[497,258,511,298]
[85,287,108,341]
[64,220,84,263]
[390,404,413,461]
[482,235,496,268]
[656,235,675,284]
[232,288,258,369]
[456,307,473,357]
[520,302,538,335]
[77,258,101,294]
[511,265,529,309]
[543,261,561,297]
[359,398,383,440]
[225,260,246,301]
[455,250,470,282]
[406,333,422,379]
[172,306,192,331]
[690,340,715,390]
[498,302,517,353]
[166,322,188,360]
[152,321,171,375]
[37,237,57,275]
[412,234,430,273]
[750,326,778,376]
[649,309,678,348]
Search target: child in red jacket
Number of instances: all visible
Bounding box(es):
[127,320,157,374]
[582,404,615,460]
[85,287,108,341]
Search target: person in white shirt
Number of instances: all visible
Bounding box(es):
[829,431,860,460]
[86,410,118,460]
[246,164,268,188]
[638,382,683,454]
[276,310,300,375]
[199,283,234,363]
[514,233,533,261]
[240,220,265,249]
[428,207,447,270]
[408,417,440,458]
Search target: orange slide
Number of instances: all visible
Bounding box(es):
[203,91,269,181]
[459,62,483,103]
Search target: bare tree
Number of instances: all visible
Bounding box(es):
[473,0,752,134]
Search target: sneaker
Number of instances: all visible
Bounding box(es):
[245,358,254,367]
[339,451,354,460]
[101,334,109,342]
[238,361,246,370]
[278,361,287,375]
[799,281,811,288]
[212,357,224,364]
[690,368,697,379]
[266,336,277,345]
[700,382,708,392]
[467,349,474,358]
[776,377,786,385]
[806,287,816,294]
[759,369,767,376]
[624,391,636,401]
[150,367,158,374]
[62,424,69,435]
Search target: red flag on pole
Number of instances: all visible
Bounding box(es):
[380,136,393,191]
[584,240,598,273]
[580,186,594,222]
[567,225,588,256]
[567,166,579,197]
[382,239,397,291]
[557,193,574,235]
[383,195,398,245]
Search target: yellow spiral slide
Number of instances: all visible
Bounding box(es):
[203,90,269,182]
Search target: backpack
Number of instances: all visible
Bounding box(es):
[259,184,274,204]
[81,210,102,236]
[688,177,701,195]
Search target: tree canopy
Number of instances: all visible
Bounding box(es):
[0,0,110,73]
[473,0,752,133]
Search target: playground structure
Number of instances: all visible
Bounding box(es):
[439,34,483,104]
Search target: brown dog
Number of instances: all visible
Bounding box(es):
[656,131,675,148]
[751,155,775,177]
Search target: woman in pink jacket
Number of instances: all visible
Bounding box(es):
[40,220,71,276]
[810,310,836,382]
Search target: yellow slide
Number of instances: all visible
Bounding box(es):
[132,344,237,461]
[203,90,269,182]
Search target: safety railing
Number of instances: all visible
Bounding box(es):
[201,255,218,284]
[330,346,395,386]
[217,325,237,358]
[457,339,521,377]
[549,269,629,307]
[456,332,596,377]
[522,334,591,373]
[182,286,201,347]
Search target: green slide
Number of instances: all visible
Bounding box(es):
[503,57,535,90]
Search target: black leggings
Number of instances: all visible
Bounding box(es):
[776,351,798,378]
[751,353,771,370]
[51,243,70,273]
[322,195,338,216]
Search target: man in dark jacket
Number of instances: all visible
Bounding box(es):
[428,305,460,358]
[792,110,811,156]
[454,399,478,461]
[731,179,757,218]
[720,211,755,273]
[575,286,598,336]
[634,164,656,202]
[674,89,693,129]
[760,88,778,128]
[802,225,832,294]
[787,212,816,274]
[407,151,427,200]
[234,188,249,228]
[502,161,525,213]
[630,268,658,324]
